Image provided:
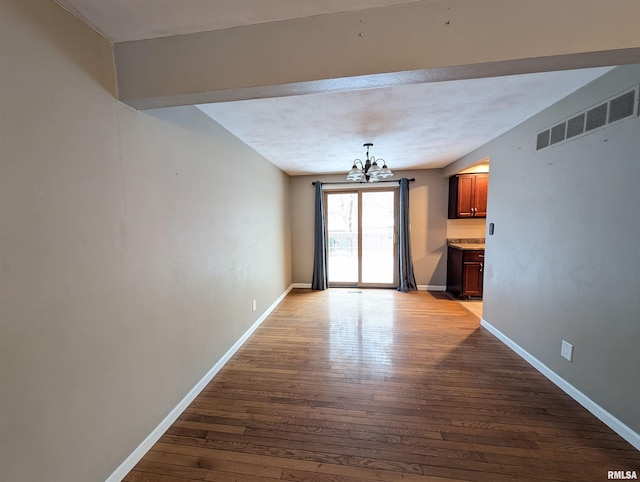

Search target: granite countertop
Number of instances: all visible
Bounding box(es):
[447,238,485,250]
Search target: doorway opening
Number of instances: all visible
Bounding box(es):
[325,189,397,288]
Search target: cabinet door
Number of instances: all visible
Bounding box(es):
[456,175,475,217]
[462,262,483,296]
[473,174,489,217]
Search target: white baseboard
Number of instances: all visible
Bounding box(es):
[105,285,294,482]
[291,283,312,289]
[417,285,446,291]
[480,318,640,452]
[291,284,446,292]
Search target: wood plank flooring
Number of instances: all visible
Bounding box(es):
[124,289,640,481]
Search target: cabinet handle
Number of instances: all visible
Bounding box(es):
[480,263,483,272]
[479,254,484,258]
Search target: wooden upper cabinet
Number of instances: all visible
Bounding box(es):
[473,174,488,217]
[456,175,474,217]
[448,173,488,219]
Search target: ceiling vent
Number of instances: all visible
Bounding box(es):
[536,85,639,151]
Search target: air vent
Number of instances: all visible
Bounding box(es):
[536,130,550,150]
[550,122,566,145]
[608,90,635,123]
[586,103,607,131]
[536,84,639,151]
[566,113,585,139]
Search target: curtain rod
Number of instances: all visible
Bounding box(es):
[311,178,415,186]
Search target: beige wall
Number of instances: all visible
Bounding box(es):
[455,64,640,435]
[0,1,291,481]
[290,170,449,288]
[447,218,487,240]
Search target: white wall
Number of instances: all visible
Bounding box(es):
[0,1,291,480]
[456,64,640,435]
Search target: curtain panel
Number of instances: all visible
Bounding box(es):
[398,178,418,292]
[311,182,328,290]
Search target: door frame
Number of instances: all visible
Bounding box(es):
[324,187,398,288]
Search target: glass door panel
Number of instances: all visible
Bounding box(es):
[361,191,396,285]
[326,192,359,284]
[326,189,397,287]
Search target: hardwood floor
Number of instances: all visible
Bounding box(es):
[124,289,640,481]
[456,299,483,319]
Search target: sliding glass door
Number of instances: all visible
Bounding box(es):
[325,189,397,287]
[361,190,396,285]
[326,192,359,284]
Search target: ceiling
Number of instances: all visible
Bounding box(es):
[196,69,610,175]
[55,0,613,176]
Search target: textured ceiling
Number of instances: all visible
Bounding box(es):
[197,68,611,175]
[54,0,612,175]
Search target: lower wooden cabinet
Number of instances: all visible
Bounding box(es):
[447,247,484,299]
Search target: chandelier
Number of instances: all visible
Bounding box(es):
[346,143,393,182]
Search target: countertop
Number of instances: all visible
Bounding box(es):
[447,238,485,251]
[448,243,485,250]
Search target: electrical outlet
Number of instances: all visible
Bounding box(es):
[252,299,257,312]
[561,340,574,361]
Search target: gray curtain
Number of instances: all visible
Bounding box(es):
[398,178,417,292]
[311,182,328,290]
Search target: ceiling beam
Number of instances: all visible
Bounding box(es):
[114,0,640,110]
